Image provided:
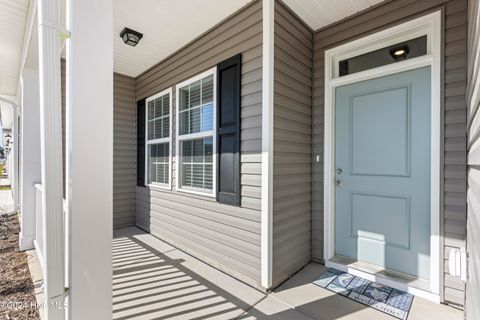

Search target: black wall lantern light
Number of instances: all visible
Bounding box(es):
[389,45,410,61]
[120,27,143,47]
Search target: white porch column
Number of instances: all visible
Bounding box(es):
[38,0,66,318]
[19,68,41,251]
[66,0,113,318]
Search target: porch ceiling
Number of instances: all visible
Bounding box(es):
[113,0,254,77]
[283,0,386,31]
[0,0,392,97]
[113,0,389,78]
[0,0,29,97]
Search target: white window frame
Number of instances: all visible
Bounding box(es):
[175,67,217,197]
[145,87,173,190]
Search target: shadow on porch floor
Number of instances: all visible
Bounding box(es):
[113,227,463,320]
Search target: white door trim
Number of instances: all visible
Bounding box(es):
[323,11,442,299]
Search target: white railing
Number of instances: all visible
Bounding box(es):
[33,184,67,281]
[34,184,45,269]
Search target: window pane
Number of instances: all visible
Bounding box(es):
[154,98,163,118]
[189,108,201,134]
[147,121,154,140]
[339,36,427,76]
[162,118,169,138]
[202,75,213,104]
[201,104,213,132]
[147,93,170,141]
[151,117,169,140]
[192,138,203,162]
[162,95,170,116]
[148,143,169,185]
[190,80,201,108]
[148,101,155,120]
[204,137,213,162]
[204,164,213,190]
[180,137,213,191]
[182,140,192,162]
[192,164,204,188]
[179,87,189,111]
[179,111,189,135]
[154,119,162,139]
[178,73,214,136]
[182,164,192,187]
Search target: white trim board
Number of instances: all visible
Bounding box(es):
[323,11,442,301]
[261,0,274,289]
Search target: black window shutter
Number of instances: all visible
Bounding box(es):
[137,99,146,187]
[216,54,241,206]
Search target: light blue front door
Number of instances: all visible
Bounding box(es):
[335,67,431,279]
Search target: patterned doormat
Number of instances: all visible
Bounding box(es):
[313,268,414,319]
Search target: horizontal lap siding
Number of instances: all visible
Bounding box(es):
[312,0,467,305]
[134,0,262,286]
[272,1,313,287]
[466,0,480,317]
[114,74,136,229]
[444,0,468,305]
[62,63,136,229]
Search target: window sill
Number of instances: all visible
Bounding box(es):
[176,187,215,198]
[148,183,171,191]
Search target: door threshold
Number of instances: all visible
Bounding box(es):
[326,256,440,303]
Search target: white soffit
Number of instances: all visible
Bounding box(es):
[0,0,29,97]
[114,0,254,77]
[282,0,386,31]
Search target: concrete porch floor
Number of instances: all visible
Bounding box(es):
[113,227,463,320]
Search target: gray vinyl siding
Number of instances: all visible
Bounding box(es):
[134,0,263,286]
[113,74,136,229]
[272,1,313,287]
[61,61,136,229]
[311,0,467,305]
[466,0,480,317]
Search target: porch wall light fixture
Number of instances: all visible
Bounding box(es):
[120,27,143,47]
[390,45,409,61]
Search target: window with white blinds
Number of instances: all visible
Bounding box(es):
[176,68,216,196]
[145,88,172,188]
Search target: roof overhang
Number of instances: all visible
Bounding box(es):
[282,0,386,31]
[113,0,255,77]
[2,0,390,97]
[113,0,388,77]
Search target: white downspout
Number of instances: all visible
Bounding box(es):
[261,0,274,289]
[37,0,66,319]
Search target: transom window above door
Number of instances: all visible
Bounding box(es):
[339,36,427,76]
[145,88,172,188]
[176,68,216,196]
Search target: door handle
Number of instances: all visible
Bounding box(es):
[336,179,343,187]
